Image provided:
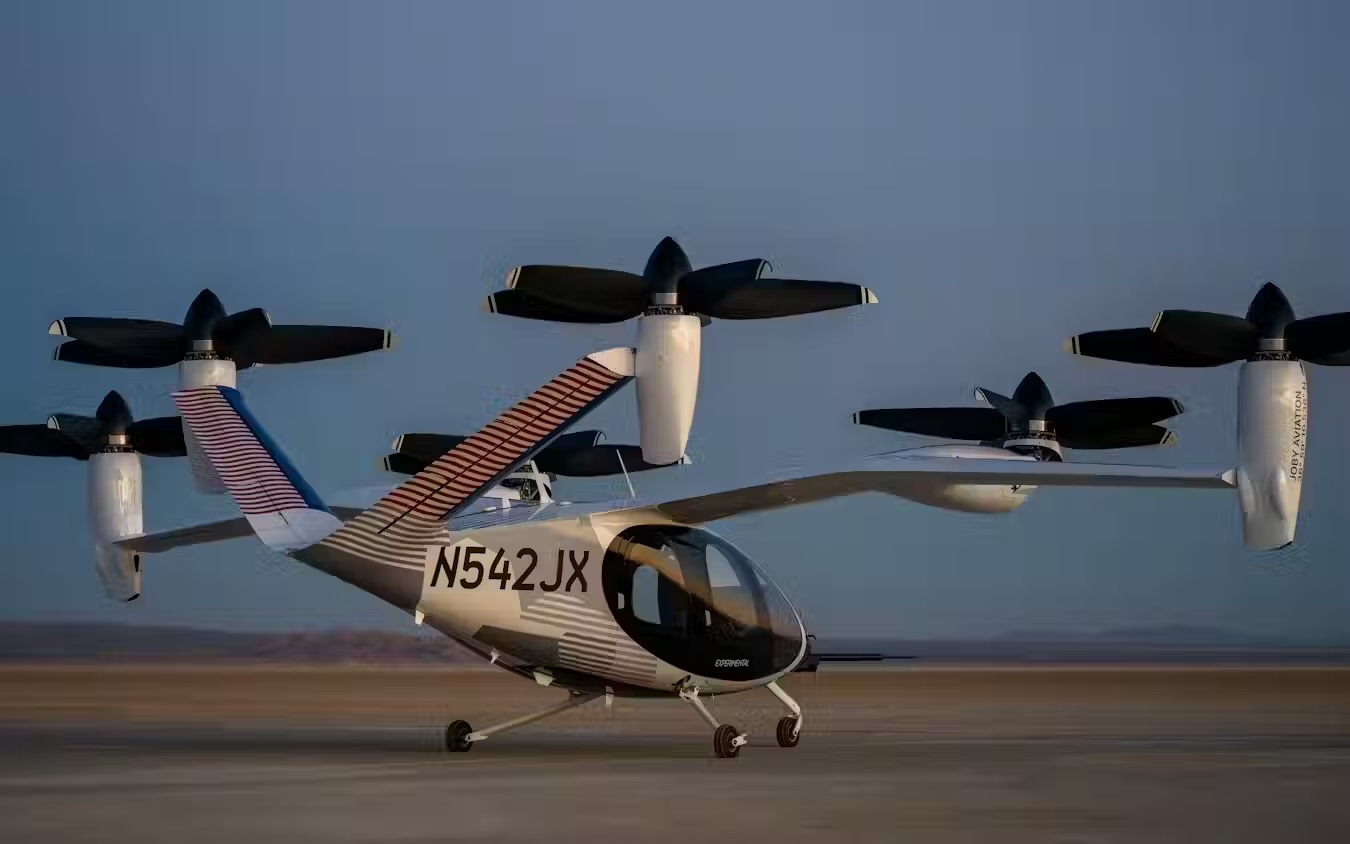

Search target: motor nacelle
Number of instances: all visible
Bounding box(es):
[482,237,877,467]
[635,313,701,466]
[89,451,144,600]
[49,287,394,495]
[1064,282,1343,551]
[877,444,1035,513]
[1236,358,1307,551]
[1,390,182,601]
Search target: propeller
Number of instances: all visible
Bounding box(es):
[49,288,394,370]
[854,371,1183,458]
[0,391,186,460]
[482,236,877,323]
[1067,282,1350,366]
[383,429,685,478]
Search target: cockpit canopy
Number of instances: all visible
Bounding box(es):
[601,524,804,682]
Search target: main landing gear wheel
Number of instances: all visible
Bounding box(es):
[776,717,800,748]
[714,723,742,759]
[445,719,473,752]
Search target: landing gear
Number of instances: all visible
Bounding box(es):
[713,723,742,758]
[767,681,803,748]
[680,684,747,758]
[445,719,473,752]
[443,691,599,752]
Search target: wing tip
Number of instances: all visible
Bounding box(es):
[1063,335,1082,356]
[1161,430,1179,447]
[505,267,522,290]
[48,319,66,337]
[851,412,860,425]
[861,287,879,305]
[382,329,396,351]
[1149,311,1164,333]
[482,293,499,315]
[390,434,404,452]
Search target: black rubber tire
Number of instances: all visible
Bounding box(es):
[445,719,473,752]
[713,723,741,758]
[776,716,800,748]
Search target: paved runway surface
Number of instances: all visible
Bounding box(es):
[2,666,1349,843]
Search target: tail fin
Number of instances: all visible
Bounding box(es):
[172,386,342,552]
[310,348,635,570]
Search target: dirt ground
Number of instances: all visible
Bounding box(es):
[2,665,1348,843]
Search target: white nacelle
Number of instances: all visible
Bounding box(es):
[179,357,236,494]
[881,444,1036,514]
[636,313,701,466]
[1236,358,1308,551]
[89,451,144,601]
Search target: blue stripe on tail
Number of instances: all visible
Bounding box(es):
[217,387,330,514]
[173,385,342,552]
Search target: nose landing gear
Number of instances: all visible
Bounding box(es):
[767,680,803,748]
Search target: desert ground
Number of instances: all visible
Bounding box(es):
[1,665,1348,843]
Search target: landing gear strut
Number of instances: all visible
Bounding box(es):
[767,680,802,748]
[444,690,600,752]
[681,685,747,758]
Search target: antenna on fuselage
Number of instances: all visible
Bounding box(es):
[614,449,637,501]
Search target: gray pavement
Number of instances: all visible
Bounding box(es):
[2,718,1349,843]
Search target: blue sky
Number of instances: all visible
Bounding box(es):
[1,0,1347,640]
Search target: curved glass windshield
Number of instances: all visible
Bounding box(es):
[602,525,803,681]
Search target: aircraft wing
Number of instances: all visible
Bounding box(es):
[116,455,1236,551]
[598,453,1237,525]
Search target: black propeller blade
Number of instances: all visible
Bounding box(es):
[852,408,1005,441]
[1068,282,1350,366]
[1058,424,1177,450]
[854,371,1184,451]
[384,429,680,478]
[484,288,633,324]
[50,288,394,369]
[484,236,876,324]
[0,391,186,460]
[1065,328,1232,368]
[534,443,671,477]
[1044,396,1183,433]
[0,424,89,459]
[1285,312,1350,361]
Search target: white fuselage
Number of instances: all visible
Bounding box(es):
[412,510,807,696]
